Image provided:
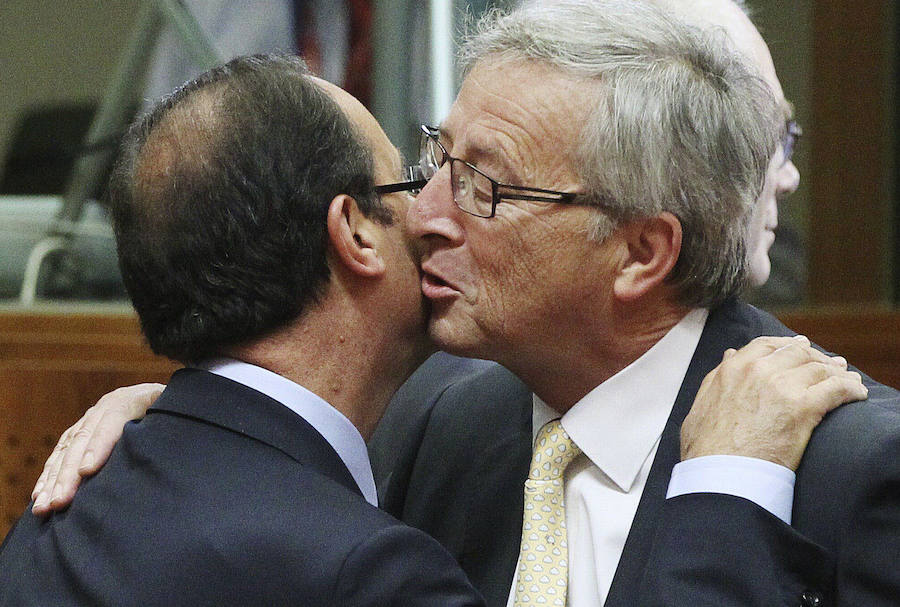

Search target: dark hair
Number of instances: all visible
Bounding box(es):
[108,54,393,363]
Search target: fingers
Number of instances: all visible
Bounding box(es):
[768,339,845,369]
[775,359,867,419]
[48,406,107,509]
[79,385,163,474]
[725,335,808,362]
[30,383,165,516]
[703,337,829,397]
[805,370,868,414]
[31,426,74,512]
[31,409,95,515]
[781,357,859,393]
[729,336,846,383]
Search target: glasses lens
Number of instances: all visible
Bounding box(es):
[404,165,426,195]
[451,160,494,217]
[782,135,795,164]
[782,121,801,165]
[420,132,443,179]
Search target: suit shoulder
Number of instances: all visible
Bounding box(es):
[407,362,531,488]
[796,379,900,520]
[793,378,900,595]
[335,523,485,606]
[805,378,900,464]
[428,362,531,425]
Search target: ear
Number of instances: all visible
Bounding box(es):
[613,212,682,301]
[326,194,386,278]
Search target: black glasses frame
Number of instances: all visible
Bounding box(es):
[420,124,580,218]
[375,164,428,196]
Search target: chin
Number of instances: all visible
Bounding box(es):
[427,317,487,360]
[748,258,772,288]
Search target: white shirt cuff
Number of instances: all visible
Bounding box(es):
[666,455,795,524]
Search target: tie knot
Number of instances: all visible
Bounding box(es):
[528,419,582,481]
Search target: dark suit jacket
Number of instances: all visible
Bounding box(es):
[375,300,900,606]
[369,353,495,506]
[0,369,483,606]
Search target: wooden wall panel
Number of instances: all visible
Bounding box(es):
[1,308,897,544]
[810,1,892,303]
[0,310,176,540]
[779,307,900,388]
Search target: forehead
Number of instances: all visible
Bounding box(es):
[443,58,594,179]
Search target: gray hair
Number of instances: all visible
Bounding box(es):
[732,0,752,16]
[459,0,780,308]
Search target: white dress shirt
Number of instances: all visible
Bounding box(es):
[506,308,795,606]
[197,358,378,507]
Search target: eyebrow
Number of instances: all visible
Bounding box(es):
[437,125,521,183]
[782,99,796,121]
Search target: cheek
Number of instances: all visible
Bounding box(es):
[462,236,533,332]
[475,232,560,315]
[749,202,769,243]
[747,215,774,287]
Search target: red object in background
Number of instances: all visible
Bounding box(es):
[344,0,373,107]
[295,0,373,108]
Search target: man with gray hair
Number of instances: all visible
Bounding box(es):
[391,1,899,605]
[652,0,802,291]
[26,1,898,605]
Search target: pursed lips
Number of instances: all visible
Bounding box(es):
[419,263,462,300]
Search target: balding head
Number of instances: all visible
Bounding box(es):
[651,0,785,112]
[650,0,801,287]
[109,54,393,363]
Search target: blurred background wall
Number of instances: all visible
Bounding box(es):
[0,0,894,308]
[0,1,143,173]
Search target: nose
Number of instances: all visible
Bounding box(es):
[406,164,465,244]
[776,159,800,198]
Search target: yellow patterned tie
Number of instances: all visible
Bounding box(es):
[513,419,582,607]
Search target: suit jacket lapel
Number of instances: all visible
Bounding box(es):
[606,300,758,605]
[448,365,533,607]
[149,368,362,498]
[463,421,532,607]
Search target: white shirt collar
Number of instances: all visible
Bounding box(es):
[196,358,378,507]
[533,308,708,492]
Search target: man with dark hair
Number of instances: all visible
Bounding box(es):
[22,2,885,605]
[0,54,482,606]
[114,57,392,363]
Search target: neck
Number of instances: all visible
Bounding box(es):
[509,298,691,413]
[230,296,433,441]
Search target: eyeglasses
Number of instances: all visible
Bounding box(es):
[374,165,428,196]
[782,119,802,166]
[418,124,581,218]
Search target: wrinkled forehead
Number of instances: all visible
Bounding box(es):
[444,57,595,180]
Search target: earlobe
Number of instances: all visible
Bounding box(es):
[613,212,682,301]
[326,195,386,278]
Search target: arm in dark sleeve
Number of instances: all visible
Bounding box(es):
[336,524,486,607]
[636,493,834,606]
[638,393,900,607]
[826,422,900,605]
